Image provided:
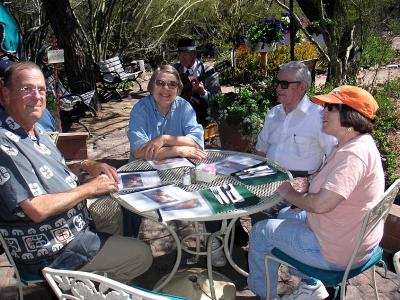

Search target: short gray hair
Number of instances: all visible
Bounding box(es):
[148,64,183,95]
[279,61,311,90]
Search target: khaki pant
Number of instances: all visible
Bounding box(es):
[79,235,153,283]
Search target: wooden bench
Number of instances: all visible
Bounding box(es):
[96,57,143,101]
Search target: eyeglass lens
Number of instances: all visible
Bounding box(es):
[274,80,290,89]
[20,86,46,95]
[324,103,339,111]
[275,79,303,89]
[155,79,178,89]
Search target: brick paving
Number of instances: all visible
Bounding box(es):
[1,79,400,299]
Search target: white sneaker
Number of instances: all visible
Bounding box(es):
[211,238,227,267]
[281,282,329,300]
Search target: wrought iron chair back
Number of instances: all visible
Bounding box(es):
[42,267,188,300]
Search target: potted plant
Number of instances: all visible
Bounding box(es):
[208,88,271,152]
[245,16,289,52]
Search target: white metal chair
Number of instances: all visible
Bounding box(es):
[0,233,45,300]
[394,251,400,277]
[42,267,188,300]
[265,179,400,300]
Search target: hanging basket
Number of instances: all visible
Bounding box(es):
[245,39,277,53]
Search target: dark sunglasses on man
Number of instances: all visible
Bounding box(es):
[273,79,301,89]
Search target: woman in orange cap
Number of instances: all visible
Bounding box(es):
[248,86,384,300]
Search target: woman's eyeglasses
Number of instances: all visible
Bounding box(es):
[155,79,178,89]
[273,79,301,89]
[324,103,341,112]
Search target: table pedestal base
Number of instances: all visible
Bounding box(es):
[155,268,236,300]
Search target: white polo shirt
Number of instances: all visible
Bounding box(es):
[255,95,337,173]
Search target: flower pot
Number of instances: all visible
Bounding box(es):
[218,122,251,153]
[245,39,277,53]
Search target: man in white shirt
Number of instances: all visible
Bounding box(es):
[173,38,221,126]
[256,61,337,177]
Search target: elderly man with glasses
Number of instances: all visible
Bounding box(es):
[0,62,153,282]
[255,61,336,178]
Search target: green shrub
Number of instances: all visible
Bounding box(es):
[267,42,319,71]
[219,42,318,86]
[208,87,272,142]
[360,35,399,68]
[373,80,400,186]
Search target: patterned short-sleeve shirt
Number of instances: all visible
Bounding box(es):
[0,109,105,275]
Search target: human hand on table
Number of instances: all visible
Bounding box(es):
[82,160,119,183]
[278,177,308,211]
[177,146,208,160]
[86,174,119,196]
[139,136,164,160]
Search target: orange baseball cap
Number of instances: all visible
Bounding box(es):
[311,85,379,120]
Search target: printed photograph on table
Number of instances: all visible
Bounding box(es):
[148,157,194,170]
[215,154,263,175]
[159,191,214,221]
[118,185,196,212]
[118,171,162,191]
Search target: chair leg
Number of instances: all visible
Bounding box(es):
[78,121,92,136]
[135,78,143,91]
[371,266,380,300]
[18,283,24,300]
[265,256,272,300]
[394,251,400,276]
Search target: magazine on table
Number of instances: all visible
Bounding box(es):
[118,185,196,212]
[214,154,263,175]
[159,191,214,222]
[148,157,194,170]
[118,171,162,191]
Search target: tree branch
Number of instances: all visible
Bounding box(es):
[275,0,330,62]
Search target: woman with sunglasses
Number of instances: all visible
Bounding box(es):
[248,86,384,300]
[127,64,206,162]
[124,64,206,238]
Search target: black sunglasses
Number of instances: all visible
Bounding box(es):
[274,79,301,89]
[324,103,341,112]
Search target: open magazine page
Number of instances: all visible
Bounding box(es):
[214,154,263,175]
[118,171,162,191]
[118,185,195,212]
[159,191,213,222]
[148,157,194,170]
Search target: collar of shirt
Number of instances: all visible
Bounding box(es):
[277,94,312,117]
[183,59,199,75]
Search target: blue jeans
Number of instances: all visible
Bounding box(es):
[247,207,345,298]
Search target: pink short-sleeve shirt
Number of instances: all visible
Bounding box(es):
[307,134,384,266]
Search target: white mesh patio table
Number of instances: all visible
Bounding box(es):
[111,149,291,299]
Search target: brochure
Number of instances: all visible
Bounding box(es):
[159,191,213,222]
[214,154,263,175]
[148,157,194,170]
[118,185,195,212]
[118,171,162,191]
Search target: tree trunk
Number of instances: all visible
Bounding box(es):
[296,0,354,84]
[41,0,95,93]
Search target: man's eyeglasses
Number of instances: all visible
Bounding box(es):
[155,79,178,89]
[19,86,46,96]
[274,79,301,89]
[324,103,341,112]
